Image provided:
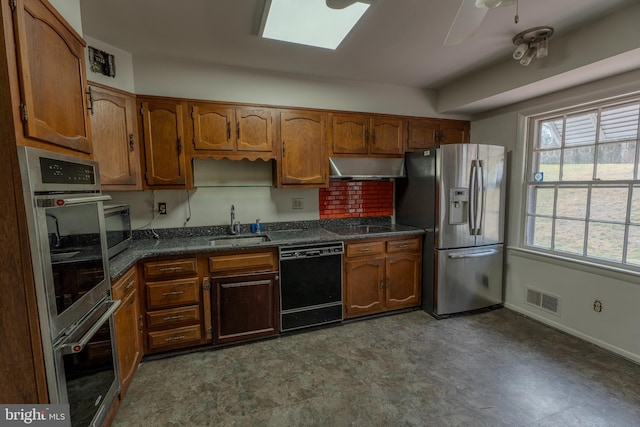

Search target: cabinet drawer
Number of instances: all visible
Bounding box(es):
[146,305,201,329]
[387,238,421,254]
[209,251,276,275]
[346,241,385,258]
[147,325,202,350]
[144,258,198,279]
[146,278,200,309]
[112,267,137,301]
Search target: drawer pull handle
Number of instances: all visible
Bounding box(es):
[159,266,182,272]
[162,291,185,297]
[162,315,185,321]
[359,248,373,252]
[397,244,411,249]
[124,280,135,290]
[164,335,185,343]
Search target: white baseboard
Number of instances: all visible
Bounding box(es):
[504,302,640,365]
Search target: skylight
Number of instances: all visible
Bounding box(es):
[260,0,371,50]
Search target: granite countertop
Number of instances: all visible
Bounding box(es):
[108,219,424,281]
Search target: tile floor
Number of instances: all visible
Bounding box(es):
[113,309,640,426]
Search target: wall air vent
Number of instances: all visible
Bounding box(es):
[525,287,561,316]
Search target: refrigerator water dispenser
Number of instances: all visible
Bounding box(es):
[449,188,469,224]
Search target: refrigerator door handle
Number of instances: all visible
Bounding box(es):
[477,160,485,236]
[469,160,477,235]
[448,249,499,259]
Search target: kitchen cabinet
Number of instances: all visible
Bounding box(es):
[89,83,141,190]
[112,266,142,397]
[209,249,279,345]
[330,113,405,156]
[407,118,470,150]
[138,97,190,188]
[141,256,207,354]
[191,103,275,159]
[343,236,421,319]
[11,0,92,154]
[277,109,328,187]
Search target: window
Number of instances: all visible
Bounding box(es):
[525,98,640,270]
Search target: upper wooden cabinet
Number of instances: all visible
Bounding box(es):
[191,103,275,158]
[11,0,92,154]
[138,97,190,188]
[407,118,470,150]
[277,109,327,187]
[330,113,405,156]
[90,83,141,190]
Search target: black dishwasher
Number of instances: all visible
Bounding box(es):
[279,242,344,332]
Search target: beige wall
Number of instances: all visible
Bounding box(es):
[471,69,640,363]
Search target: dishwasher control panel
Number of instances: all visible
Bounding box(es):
[280,242,344,259]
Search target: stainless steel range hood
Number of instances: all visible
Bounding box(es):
[329,157,405,180]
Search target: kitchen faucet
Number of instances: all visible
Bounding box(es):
[230,205,240,235]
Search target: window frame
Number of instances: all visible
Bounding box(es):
[522,96,640,272]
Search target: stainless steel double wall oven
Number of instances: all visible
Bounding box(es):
[18,147,120,427]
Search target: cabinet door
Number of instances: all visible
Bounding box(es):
[213,272,279,344]
[408,119,439,150]
[279,110,327,186]
[370,117,404,155]
[90,85,140,188]
[236,107,273,152]
[192,103,234,151]
[385,253,421,310]
[331,113,369,154]
[439,120,470,145]
[343,257,385,318]
[13,0,92,153]
[114,287,141,395]
[140,99,187,186]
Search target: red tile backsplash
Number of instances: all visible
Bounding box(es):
[319,181,393,219]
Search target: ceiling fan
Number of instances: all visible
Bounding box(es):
[444,0,517,45]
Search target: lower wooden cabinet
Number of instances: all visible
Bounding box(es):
[213,272,279,344]
[112,266,142,397]
[141,256,208,354]
[344,236,422,319]
[209,248,279,345]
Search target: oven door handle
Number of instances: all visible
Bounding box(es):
[59,300,121,355]
[52,195,112,206]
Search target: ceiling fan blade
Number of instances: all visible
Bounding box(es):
[444,0,489,45]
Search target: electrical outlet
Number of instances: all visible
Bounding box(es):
[292,198,303,210]
[158,202,167,215]
[593,300,603,312]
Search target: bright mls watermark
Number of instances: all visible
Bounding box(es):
[0,405,70,427]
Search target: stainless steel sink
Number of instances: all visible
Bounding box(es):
[50,251,80,262]
[209,235,270,247]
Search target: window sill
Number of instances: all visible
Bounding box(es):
[508,246,640,283]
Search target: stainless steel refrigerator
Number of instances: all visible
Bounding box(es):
[396,144,506,317]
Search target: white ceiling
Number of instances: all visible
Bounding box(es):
[79,0,636,93]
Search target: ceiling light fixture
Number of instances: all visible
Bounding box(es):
[259,0,372,50]
[512,26,554,66]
